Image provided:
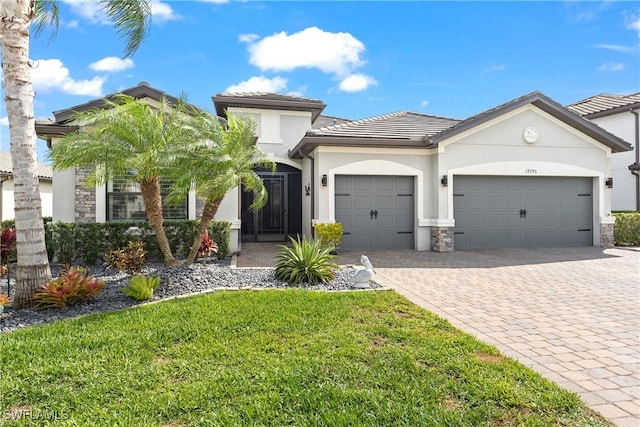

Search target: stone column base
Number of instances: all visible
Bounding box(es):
[600,222,615,248]
[431,227,454,252]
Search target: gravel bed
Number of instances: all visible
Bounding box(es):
[0,259,380,333]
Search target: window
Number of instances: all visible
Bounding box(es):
[107,176,187,221]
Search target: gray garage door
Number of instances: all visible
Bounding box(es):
[335,176,414,250]
[453,176,593,250]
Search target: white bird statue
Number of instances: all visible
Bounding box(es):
[351,255,376,289]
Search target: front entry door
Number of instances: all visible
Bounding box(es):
[241,166,302,243]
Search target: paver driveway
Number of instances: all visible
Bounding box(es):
[340,247,639,427]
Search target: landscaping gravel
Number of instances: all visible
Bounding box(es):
[0,259,380,333]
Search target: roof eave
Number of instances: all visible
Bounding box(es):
[579,102,640,120]
[288,135,436,159]
[213,95,326,121]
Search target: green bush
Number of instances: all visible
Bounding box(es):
[274,236,338,285]
[122,275,161,301]
[613,212,640,246]
[44,220,231,264]
[313,222,344,248]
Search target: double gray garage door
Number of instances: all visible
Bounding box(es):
[334,175,593,251]
[453,176,593,250]
[335,176,414,250]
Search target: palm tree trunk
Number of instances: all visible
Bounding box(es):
[139,177,179,266]
[184,198,222,265]
[1,1,52,308]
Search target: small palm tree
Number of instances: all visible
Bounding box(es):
[166,114,275,265]
[50,95,199,266]
[0,0,151,308]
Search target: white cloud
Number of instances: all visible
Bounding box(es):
[247,27,367,77]
[31,59,105,96]
[200,0,229,3]
[593,43,637,54]
[64,20,79,29]
[150,0,180,22]
[0,117,8,126]
[62,0,178,24]
[89,57,135,73]
[226,76,288,93]
[338,74,377,92]
[483,64,506,72]
[239,33,259,43]
[420,100,429,108]
[598,62,625,71]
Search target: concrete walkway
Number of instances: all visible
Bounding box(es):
[236,244,640,426]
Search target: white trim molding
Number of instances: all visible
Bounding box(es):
[419,218,455,227]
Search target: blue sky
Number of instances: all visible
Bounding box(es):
[1,1,639,163]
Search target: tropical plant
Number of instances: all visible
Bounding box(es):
[0,0,151,308]
[104,241,147,274]
[122,274,161,301]
[274,236,338,285]
[0,294,9,307]
[32,265,105,310]
[50,95,202,266]
[197,230,218,258]
[1,228,17,264]
[166,114,275,265]
[313,222,344,249]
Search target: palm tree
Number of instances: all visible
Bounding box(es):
[0,0,151,308]
[166,114,275,265]
[50,95,200,266]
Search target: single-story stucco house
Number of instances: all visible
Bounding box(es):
[36,82,632,253]
[0,151,52,223]
[568,93,640,212]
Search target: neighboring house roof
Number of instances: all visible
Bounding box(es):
[36,81,206,144]
[0,152,52,180]
[289,91,632,159]
[567,92,640,119]
[213,92,326,122]
[312,115,352,129]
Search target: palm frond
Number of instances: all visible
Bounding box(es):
[32,0,59,39]
[100,0,152,57]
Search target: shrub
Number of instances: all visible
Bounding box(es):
[198,230,218,258]
[313,222,344,249]
[274,236,338,285]
[1,228,16,264]
[0,294,9,307]
[32,266,105,310]
[613,212,640,246]
[122,275,161,301]
[0,265,7,277]
[104,241,147,274]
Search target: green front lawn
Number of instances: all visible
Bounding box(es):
[0,291,609,426]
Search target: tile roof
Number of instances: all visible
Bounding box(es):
[567,93,640,117]
[312,115,352,129]
[215,92,324,105]
[307,111,460,139]
[0,152,52,179]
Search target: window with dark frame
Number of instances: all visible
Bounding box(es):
[106,176,187,221]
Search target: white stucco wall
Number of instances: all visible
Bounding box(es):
[588,110,638,211]
[1,178,53,222]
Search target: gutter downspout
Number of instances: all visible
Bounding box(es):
[630,109,640,211]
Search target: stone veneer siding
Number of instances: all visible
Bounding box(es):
[600,222,615,248]
[75,168,96,223]
[431,227,454,252]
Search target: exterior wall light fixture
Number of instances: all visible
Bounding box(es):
[606,177,613,188]
[321,175,328,187]
[441,175,448,187]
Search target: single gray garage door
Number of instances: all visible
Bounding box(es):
[335,176,414,250]
[453,176,593,250]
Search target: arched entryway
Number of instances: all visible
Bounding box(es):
[241,163,302,242]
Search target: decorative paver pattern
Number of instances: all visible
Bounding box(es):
[237,244,639,426]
